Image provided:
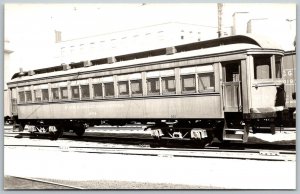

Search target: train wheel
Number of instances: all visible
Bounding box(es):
[13,123,25,132]
[49,126,63,140]
[74,125,86,137]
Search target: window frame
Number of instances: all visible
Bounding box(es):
[198,72,215,93]
[60,87,68,100]
[51,88,60,101]
[161,76,176,95]
[80,85,90,99]
[253,55,272,80]
[93,83,103,99]
[181,74,197,94]
[130,79,143,96]
[118,81,130,97]
[71,85,80,99]
[146,77,160,96]
[103,82,114,98]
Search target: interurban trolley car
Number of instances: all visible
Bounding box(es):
[7,34,287,144]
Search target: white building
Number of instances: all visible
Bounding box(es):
[56,22,218,65]
[4,39,14,89]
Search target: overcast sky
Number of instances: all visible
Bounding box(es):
[4,3,296,87]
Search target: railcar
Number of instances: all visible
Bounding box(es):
[7,34,287,144]
[281,50,296,126]
[4,89,12,124]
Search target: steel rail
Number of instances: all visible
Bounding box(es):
[5,143,296,162]
[8,175,85,189]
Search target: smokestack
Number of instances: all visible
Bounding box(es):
[217,3,223,38]
[55,30,62,43]
[19,68,24,76]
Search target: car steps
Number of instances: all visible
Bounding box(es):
[223,128,248,142]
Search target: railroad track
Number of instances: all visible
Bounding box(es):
[5,176,84,190]
[5,143,296,162]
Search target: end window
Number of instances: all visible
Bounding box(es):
[254,55,271,79]
[275,55,282,78]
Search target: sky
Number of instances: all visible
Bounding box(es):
[4,3,296,88]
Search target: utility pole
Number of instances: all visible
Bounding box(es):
[217,3,223,38]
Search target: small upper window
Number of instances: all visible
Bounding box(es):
[254,55,271,79]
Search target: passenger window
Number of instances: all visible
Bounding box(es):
[118,81,129,96]
[42,89,49,101]
[147,78,160,95]
[104,82,114,97]
[93,83,103,98]
[198,73,215,92]
[254,55,271,79]
[162,76,175,94]
[131,80,142,96]
[181,75,196,93]
[275,55,282,78]
[60,87,68,99]
[81,85,90,99]
[19,91,25,103]
[71,86,80,99]
[34,90,42,102]
[25,91,32,102]
[52,88,59,100]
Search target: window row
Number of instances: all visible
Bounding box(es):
[17,67,215,103]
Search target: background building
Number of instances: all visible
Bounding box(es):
[56,22,218,65]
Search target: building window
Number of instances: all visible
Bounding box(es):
[81,85,90,99]
[93,83,103,98]
[104,82,114,97]
[162,76,176,94]
[118,81,129,96]
[181,75,196,93]
[19,91,25,103]
[131,80,142,96]
[52,88,59,100]
[147,78,160,95]
[254,55,271,79]
[42,89,49,101]
[71,86,80,99]
[60,87,68,100]
[25,91,32,102]
[198,73,215,92]
[34,90,42,102]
